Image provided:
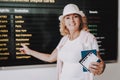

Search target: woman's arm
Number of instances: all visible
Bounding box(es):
[20,44,57,63]
[87,33,105,75]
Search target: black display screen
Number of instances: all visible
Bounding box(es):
[0,0,118,67]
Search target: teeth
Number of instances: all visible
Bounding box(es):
[70,23,75,25]
[71,24,75,26]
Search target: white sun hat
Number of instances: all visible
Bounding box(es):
[59,4,85,21]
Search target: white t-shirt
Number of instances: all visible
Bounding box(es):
[57,30,99,80]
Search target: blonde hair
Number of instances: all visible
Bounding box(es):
[59,15,88,36]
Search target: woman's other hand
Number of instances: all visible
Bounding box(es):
[19,44,31,55]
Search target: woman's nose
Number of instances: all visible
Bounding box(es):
[70,17,74,22]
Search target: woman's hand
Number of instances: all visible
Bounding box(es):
[89,61,105,75]
[19,44,31,55]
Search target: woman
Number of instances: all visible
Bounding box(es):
[20,4,105,80]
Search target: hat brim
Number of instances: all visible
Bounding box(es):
[58,11,85,21]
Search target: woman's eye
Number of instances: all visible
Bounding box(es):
[74,15,79,18]
[65,16,70,19]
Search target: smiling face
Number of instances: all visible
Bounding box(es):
[64,13,81,33]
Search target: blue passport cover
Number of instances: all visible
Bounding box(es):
[79,49,101,72]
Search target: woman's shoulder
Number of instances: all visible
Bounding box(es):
[59,35,68,43]
[81,30,95,38]
[61,35,68,40]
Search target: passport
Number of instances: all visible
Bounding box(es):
[79,49,101,72]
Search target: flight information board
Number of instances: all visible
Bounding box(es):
[0,0,118,67]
